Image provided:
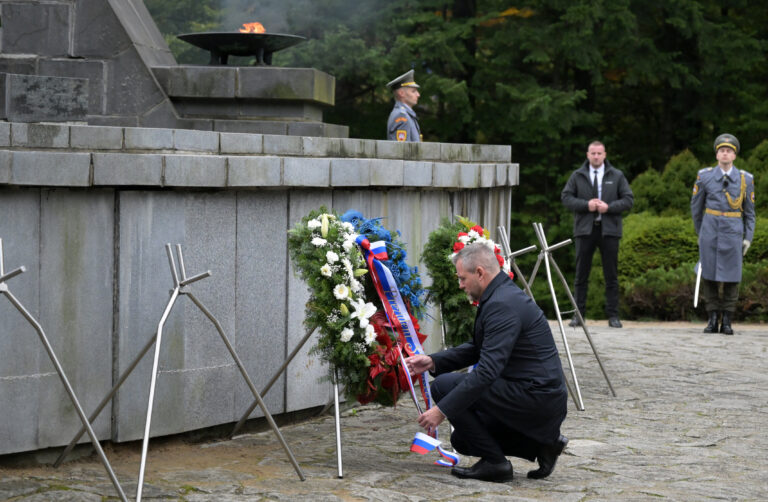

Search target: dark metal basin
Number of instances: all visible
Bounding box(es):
[177,32,306,65]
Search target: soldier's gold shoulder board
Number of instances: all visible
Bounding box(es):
[395,117,408,123]
[396,130,407,142]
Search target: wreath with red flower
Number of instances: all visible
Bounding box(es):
[287,207,425,407]
[422,216,513,346]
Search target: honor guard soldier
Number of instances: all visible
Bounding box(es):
[691,134,756,335]
[386,70,422,142]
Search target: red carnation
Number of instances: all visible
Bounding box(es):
[496,253,504,267]
[471,225,484,234]
[457,232,469,238]
[453,241,465,252]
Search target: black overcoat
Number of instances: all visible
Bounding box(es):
[430,273,567,444]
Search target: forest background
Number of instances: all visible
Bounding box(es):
[146,0,768,322]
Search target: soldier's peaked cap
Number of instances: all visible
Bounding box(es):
[387,69,420,90]
[714,133,740,154]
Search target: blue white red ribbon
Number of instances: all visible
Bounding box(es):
[356,236,459,467]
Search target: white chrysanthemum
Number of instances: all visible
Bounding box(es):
[342,238,355,252]
[333,284,350,300]
[350,278,363,293]
[364,324,376,346]
[307,219,322,229]
[340,327,354,343]
[350,298,376,328]
[468,230,480,239]
[458,235,471,244]
[311,237,327,247]
[320,264,332,277]
[326,250,339,264]
[342,222,355,232]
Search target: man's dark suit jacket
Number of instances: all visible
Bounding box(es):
[561,160,634,238]
[430,272,567,444]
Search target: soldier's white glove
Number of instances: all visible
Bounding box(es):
[743,240,751,256]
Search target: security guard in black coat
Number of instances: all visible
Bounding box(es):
[406,243,568,482]
[561,141,634,328]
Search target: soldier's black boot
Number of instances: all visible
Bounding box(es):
[703,311,719,333]
[720,311,734,335]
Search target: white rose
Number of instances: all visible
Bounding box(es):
[340,328,354,343]
[311,237,327,247]
[320,264,332,277]
[326,250,340,264]
[307,219,322,229]
[343,238,355,252]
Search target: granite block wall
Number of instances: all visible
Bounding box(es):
[0,122,517,454]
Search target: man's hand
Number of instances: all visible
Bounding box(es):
[588,199,599,212]
[417,406,445,431]
[596,200,609,214]
[743,240,751,256]
[405,355,434,376]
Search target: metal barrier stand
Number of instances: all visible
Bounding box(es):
[50,243,304,501]
[527,223,617,410]
[0,238,129,502]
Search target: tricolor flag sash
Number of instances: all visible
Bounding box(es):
[410,432,440,454]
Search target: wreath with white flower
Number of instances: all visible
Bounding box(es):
[422,216,513,347]
[288,207,423,406]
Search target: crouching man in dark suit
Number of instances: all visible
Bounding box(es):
[406,243,568,482]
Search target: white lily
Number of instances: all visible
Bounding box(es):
[350,298,376,328]
[321,214,329,238]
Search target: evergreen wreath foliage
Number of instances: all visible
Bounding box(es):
[421,218,476,347]
[287,207,424,406]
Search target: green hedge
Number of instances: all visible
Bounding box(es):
[615,213,768,321]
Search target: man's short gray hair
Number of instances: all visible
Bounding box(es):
[452,242,500,272]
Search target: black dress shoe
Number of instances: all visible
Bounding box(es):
[528,435,568,479]
[451,458,514,482]
[703,311,719,333]
[720,311,734,335]
[568,316,582,327]
[608,317,622,328]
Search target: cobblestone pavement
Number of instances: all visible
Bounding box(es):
[1,321,767,501]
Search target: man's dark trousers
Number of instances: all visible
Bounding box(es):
[431,373,539,463]
[574,221,620,318]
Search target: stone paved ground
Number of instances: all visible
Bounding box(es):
[1,321,767,501]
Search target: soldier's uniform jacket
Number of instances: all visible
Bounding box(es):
[691,166,756,282]
[386,102,421,142]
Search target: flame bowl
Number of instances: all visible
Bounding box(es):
[177,32,306,65]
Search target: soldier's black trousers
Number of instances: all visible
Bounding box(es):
[702,279,739,313]
[573,222,620,318]
[430,373,541,464]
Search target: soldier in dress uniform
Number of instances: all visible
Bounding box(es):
[386,70,422,142]
[691,134,756,335]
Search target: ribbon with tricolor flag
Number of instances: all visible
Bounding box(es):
[356,236,459,467]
